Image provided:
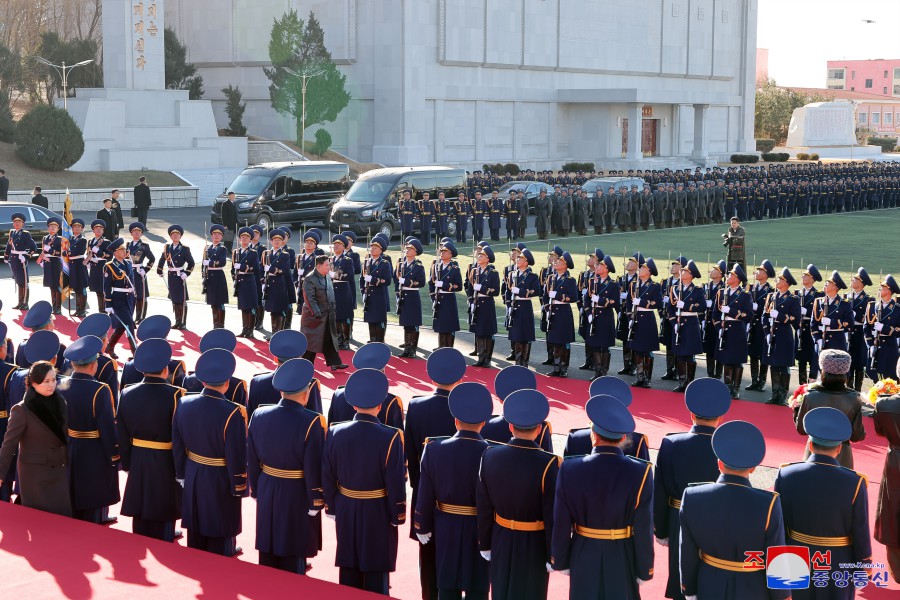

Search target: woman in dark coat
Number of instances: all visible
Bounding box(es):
[0,361,72,517]
[469,245,500,368]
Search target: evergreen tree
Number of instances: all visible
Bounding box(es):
[222,84,247,137]
[165,27,204,100]
[0,93,15,143]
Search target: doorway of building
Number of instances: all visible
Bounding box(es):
[641,119,658,156]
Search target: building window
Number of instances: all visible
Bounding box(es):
[851,86,855,91]
[894,67,900,78]
[827,85,844,90]
[885,87,889,95]
[872,113,881,124]
[827,68,844,80]
[852,70,856,79]
[865,79,873,88]
[885,70,889,78]
[894,84,900,96]
[858,112,867,124]
[885,112,893,125]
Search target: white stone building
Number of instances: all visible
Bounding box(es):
[167,0,758,169]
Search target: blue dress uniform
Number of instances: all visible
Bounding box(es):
[469,251,501,368]
[471,192,487,243]
[172,349,248,556]
[119,315,187,389]
[182,329,248,409]
[746,261,775,393]
[251,226,267,330]
[322,370,407,595]
[546,252,579,378]
[508,250,543,367]
[550,396,654,600]
[864,276,900,382]
[4,215,37,309]
[812,277,854,354]
[295,249,319,315]
[679,421,789,600]
[88,229,112,310]
[764,271,803,406]
[505,195,521,240]
[430,242,464,347]
[775,407,872,600]
[435,193,451,238]
[116,339,185,541]
[668,261,706,392]
[847,268,873,391]
[584,256,620,380]
[714,272,754,399]
[414,382,493,600]
[405,349,468,600]
[262,231,292,333]
[395,239,428,358]
[363,237,393,343]
[653,379,731,600]
[420,193,434,245]
[477,390,559,600]
[564,377,651,461]
[629,259,664,388]
[74,313,121,408]
[281,229,299,327]
[489,195,504,240]
[66,221,90,317]
[126,222,154,324]
[247,330,323,416]
[455,193,470,243]
[327,343,403,429]
[232,231,261,339]
[482,366,554,454]
[618,264,641,376]
[248,359,326,574]
[797,265,825,383]
[331,236,356,349]
[155,226,195,329]
[61,337,120,523]
[103,240,137,357]
[40,218,65,314]
[204,227,230,329]
[399,193,418,240]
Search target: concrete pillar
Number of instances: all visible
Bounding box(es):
[625,102,642,161]
[691,103,710,160]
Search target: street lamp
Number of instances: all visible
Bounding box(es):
[283,66,323,155]
[34,57,94,111]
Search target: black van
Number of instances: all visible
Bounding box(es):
[210,161,351,230]
[328,166,467,239]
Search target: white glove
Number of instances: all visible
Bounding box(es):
[180,273,188,281]
[637,578,648,586]
[105,307,114,314]
[416,533,432,545]
[706,300,713,308]
[633,297,641,306]
[474,284,482,291]
[721,305,730,314]
[816,340,823,353]
[591,294,600,303]
[663,297,669,305]
[176,478,184,487]
[261,284,266,293]
[511,286,520,295]
[620,292,627,300]
[233,263,241,269]
[434,280,443,288]
[822,317,831,326]
[771,309,779,319]
[19,256,26,264]
[308,509,320,517]
[753,303,758,311]
[801,307,808,316]
[202,260,210,266]
[43,245,50,252]
[365,275,373,283]
[685,596,698,600]
[136,267,145,275]
[676,301,684,309]
[480,551,491,562]
[875,322,884,332]
[92,247,99,254]
[767,334,772,345]
[398,277,406,285]
[656,537,669,547]
[264,265,271,272]
[549,290,557,299]
[326,513,335,521]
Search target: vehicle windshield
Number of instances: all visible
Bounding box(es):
[227,172,274,196]
[498,182,523,193]
[344,177,395,203]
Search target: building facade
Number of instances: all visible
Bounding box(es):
[167,0,758,169]
[785,87,900,143]
[826,58,900,98]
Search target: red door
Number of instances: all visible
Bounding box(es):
[642,119,658,156]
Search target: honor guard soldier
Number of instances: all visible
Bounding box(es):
[471,190,487,243]
[714,264,753,399]
[538,247,560,365]
[103,238,137,359]
[117,338,185,542]
[420,191,435,245]
[296,229,323,316]
[764,268,802,406]
[435,190,451,239]
[363,234,393,343]
[5,212,36,310]
[248,330,323,416]
[482,366,553,452]
[653,378,731,600]
[812,271,854,353]
[873,369,900,583]
[395,237,427,358]
[8,329,60,415]
[550,393,654,598]
[262,228,292,335]
[76,313,121,407]
[322,369,407,595]
[797,264,825,384]
[430,240,463,348]
[477,389,559,600]
[455,191,470,243]
[847,268,873,391]
[405,348,468,600]
[563,376,650,461]
[577,251,599,372]
[679,421,788,600]
[326,343,403,429]
[488,190,503,240]
[172,349,248,557]
[0,322,16,501]
[469,245,500,368]
[251,225,267,332]
[119,315,187,388]
[661,257,688,381]
[399,189,417,241]
[776,407,872,598]
[330,234,355,349]
[630,257,663,388]
[617,254,642,376]
[248,358,326,574]
[61,336,120,523]
[88,219,111,312]
[38,217,65,315]
[233,227,261,339]
[507,249,542,366]
[545,251,579,378]
[414,382,492,600]
[499,243,525,360]
[203,224,230,329]
[505,191,520,240]
[66,218,90,317]
[182,329,248,408]
[156,225,195,330]
[584,254,619,380]
[126,222,154,324]
[793,349,867,469]
[669,259,706,392]
[279,228,299,329]
[342,230,362,344]
[865,274,900,383]
[746,260,775,392]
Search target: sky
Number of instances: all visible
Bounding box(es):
[757,0,899,88]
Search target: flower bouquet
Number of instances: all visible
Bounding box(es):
[867,378,900,405]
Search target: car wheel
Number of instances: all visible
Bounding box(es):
[378,221,394,239]
[256,214,272,230]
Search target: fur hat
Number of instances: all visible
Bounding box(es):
[818,349,851,375]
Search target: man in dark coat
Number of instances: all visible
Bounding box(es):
[133,176,152,226]
[300,255,348,371]
[0,169,8,200]
[31,187,48,208]
[97,198,118,240]
[221,191,239,251]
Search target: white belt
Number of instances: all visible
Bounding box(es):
[635,307,655,312]
[112,288,134,293]
[551,300,569,305]
[802,317,811,321]
[725,317,742,322]
[855,321,864,326]
[401,287,419,291]
[824,327,846,332]
[677,312,700,316]
[438,290,456,294]
[90,257,102,263]
[333,280,349,284]
[69,254,87,260]
[206,266,225,271]
[515,297,533,302]
[475,293,492,299]
[11,250,28,255]
[167,266,184,272]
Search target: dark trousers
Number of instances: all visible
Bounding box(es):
[72,508,103,523]
[887,546,900,584]
[303,322,342,366]
[419,539,438,600]
[259,551,306,574]
[339,568,389,595]
[136,206,149,226]
[133,518,175,542]
[187,530,236,556]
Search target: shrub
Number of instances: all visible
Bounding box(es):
[562,162,595,173]
[221,84,247,137]
[796,153,810,160]
[15,104,84,170]
[809,153,820,161]
[867,137,898,153]
[482,163,520,175]
[312,128,332,157]
[503,163,520,175]
[761,152,790,162]
[755,139,777,153]
[0,94,14,143]
[730,154,759,164]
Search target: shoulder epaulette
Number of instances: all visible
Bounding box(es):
[664,431,684,437]
[627,455,652,465]
[688,481,714,487]
[424,436,450,445]
[779,461,802,468]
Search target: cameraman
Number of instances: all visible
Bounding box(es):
[722,216,746,272]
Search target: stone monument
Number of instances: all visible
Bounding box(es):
[64,0,246,171]
[779,101,881,159]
